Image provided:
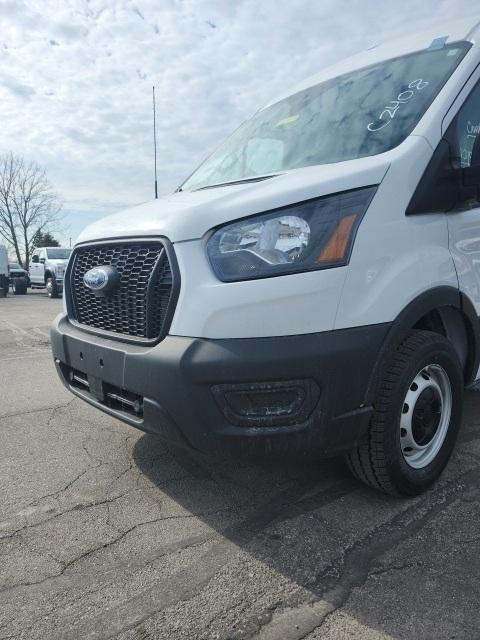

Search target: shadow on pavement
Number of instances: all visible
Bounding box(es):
[132,391,480,638]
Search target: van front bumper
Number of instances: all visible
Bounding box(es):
[51,313,390,458]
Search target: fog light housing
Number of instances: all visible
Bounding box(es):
[212,379,320,427]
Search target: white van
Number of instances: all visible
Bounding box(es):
[52,17,480,496]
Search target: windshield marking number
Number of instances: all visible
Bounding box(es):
[367,79,429,132]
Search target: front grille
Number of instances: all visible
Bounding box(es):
[68,241,177,342]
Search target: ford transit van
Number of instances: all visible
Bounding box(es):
[52,17,480,496]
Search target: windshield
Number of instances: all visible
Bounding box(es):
[182,42,470,191]
[46,248,72,260]
[9,263,21,270]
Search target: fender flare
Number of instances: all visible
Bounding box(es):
[365,286,480,403]
[459,291,479,385]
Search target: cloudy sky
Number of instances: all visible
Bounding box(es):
[0,0,478,244]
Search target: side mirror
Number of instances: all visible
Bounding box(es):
[31,255,39,263]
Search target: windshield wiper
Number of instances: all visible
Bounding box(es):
[192,174,279,192]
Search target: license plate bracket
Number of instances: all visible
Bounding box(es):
[88,375,105,402]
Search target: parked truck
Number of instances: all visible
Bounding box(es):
[30,247,72,298]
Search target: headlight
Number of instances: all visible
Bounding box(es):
[207,186,376,282]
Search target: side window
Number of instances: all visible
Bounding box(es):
[447,81,480,168]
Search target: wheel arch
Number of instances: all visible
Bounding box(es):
[365,286,480,403]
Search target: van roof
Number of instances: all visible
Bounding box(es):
[265,15,480,109]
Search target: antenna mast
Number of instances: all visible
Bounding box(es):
[152,85,158,199]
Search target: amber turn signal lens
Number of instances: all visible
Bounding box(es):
[317,214,358,263]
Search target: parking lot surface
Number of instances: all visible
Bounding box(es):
[1,292,480,639]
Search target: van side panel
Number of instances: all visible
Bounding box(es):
[170,241,348,339]
[335,137,459,330]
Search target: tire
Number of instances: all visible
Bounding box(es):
[0,276,7,297]
[13,277,27,295]
[46,277,60,298]
[346,330,463,497]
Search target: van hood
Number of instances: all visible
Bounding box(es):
[77,156,390,245]
[49,259,69,267]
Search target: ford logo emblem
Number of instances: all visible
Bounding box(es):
[83,266,119,293]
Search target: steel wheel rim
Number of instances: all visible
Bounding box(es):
[400,364,452,469]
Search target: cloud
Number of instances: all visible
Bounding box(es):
[0,72,36,99]
[0,0,477,242]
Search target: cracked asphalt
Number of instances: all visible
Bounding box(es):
[1,291,480,639]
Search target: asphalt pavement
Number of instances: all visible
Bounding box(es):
[1,290,480,640]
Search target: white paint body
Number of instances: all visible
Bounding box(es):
[76,18,480,354]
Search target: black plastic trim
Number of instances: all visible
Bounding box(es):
[51,314,390,458]
[365,286,480,402]
[211,378,320,427]
[406,139,459,214]
[459,291,480,386]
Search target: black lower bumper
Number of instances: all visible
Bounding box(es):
[51,313,390,458]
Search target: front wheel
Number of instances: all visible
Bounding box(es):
[46,277,60,298]
[0,276,8,297]
[13,277,27,295]
[346,330,464,496]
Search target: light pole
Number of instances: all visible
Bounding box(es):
[153,85,158,199]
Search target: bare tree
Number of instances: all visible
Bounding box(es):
[0,153,62,268]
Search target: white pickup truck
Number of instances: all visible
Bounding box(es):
[30,247,72,298]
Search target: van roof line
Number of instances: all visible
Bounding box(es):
[466,18,480,41]
[263,16,480,110]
